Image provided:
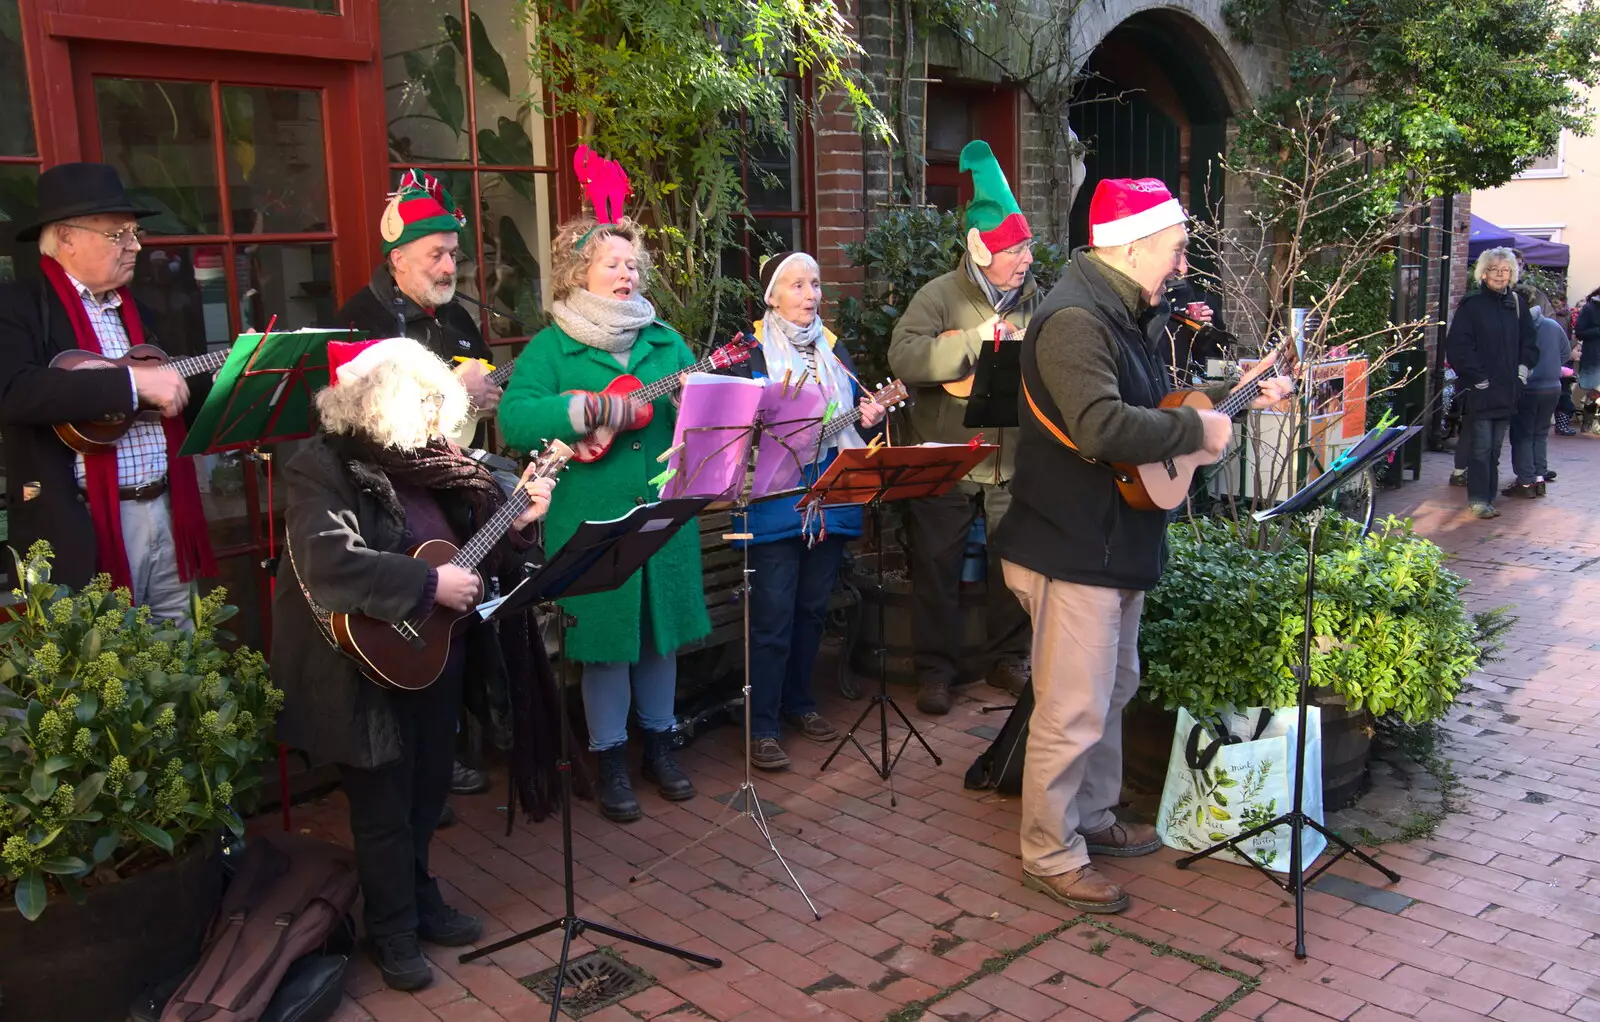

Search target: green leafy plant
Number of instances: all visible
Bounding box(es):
[0,543,282,921]
[835,205,1068,382]
[1140,515,1484,724]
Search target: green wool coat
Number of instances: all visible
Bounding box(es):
[499,321,711,664]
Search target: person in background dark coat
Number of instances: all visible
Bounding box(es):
[1573,286,1600,433]
[0,163,207,609]
[334,170,501,449]
[272,337,552,992]
[1445,246,1539,519]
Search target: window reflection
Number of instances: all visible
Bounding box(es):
[95,79,221,235]
[222,87,331,234]
[0,0,35,158]
[131,245,230,357]
[380,0,472,163]
[241,243,336,332]
[481,172,551,338]
[0,163,38,284]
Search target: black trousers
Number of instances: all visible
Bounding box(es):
[903,484,1030,686]
[339,649,464,939]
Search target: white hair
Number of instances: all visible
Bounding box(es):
[764,252,821,306]
[37,223,61,258]
[314,338,469,450]
[1475,247,1520,286]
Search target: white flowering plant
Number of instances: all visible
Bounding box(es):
[0,542,283,920]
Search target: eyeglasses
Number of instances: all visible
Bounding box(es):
[999,241,1034,256]
[61,222,146,248]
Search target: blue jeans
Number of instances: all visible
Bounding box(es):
[747,536,846,740]
[1511,390,1561,484]
[580,613,678,751]
[1464,414,1511,505]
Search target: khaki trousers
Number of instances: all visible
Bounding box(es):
[1003,561,1143,877]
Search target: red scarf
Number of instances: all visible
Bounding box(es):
[39,256,216,590]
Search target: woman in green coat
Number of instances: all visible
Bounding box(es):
[499,216,710,822]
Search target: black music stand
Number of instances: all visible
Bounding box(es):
[460,498,722,1020]
[1175,425,1418,959]
[809,443,996,804]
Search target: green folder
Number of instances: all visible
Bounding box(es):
[180,328,362,456]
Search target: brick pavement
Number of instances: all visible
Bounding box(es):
[283,437,1600,1022]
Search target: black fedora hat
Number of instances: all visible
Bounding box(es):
[14,162,155,243]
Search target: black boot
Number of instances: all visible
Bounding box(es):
[596,746,642,822]
[641,730,695,801]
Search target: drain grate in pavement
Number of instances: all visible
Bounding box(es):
[521,951,652,1017]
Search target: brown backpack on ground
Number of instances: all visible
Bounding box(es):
[161,834,358,1022]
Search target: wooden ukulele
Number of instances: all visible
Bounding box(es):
[568,333,758,462]
[50,344,231,455]
[819,379,909,441]
[449,357,517,448]
[1104,336,1298,511]
[941,321,1018,398]
[330,439,574,691]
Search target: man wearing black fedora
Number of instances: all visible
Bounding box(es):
[0,162,214,614]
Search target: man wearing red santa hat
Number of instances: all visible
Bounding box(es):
[991,178,1292,913]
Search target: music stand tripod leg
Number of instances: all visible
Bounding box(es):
[459,611,721,1021]
[628,506,821,919]
[820,494,939,800]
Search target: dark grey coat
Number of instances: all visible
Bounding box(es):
[271,432,514,770]
[1445,287,1539,420]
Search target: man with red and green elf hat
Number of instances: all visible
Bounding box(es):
[335,170,502,445]
[888,140,1039,715]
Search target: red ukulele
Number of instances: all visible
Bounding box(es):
[569,333,758,462]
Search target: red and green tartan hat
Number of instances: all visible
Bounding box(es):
[380,170,467,255]
[960,140,1031,266]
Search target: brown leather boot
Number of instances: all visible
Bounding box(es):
[1022,865,1129,913]
[916,677,953,715]
[1083,820,1163,857]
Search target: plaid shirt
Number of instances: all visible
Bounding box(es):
[67,275,169,489]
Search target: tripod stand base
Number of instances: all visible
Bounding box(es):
[820,690,942,807]
[461,914,721,1022]
[1175,810,1400,959]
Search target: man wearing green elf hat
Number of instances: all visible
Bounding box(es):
[888,140,1039,715]
[331,170,503,806]
[335,170,501,446]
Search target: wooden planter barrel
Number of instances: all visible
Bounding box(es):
[1122,693,1372,812]
[0,836,224,1022]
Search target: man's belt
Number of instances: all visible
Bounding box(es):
[115,478,168,502]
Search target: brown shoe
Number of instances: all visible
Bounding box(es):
[987,657,1030,696]
[1083,820,1162,857]
[785,712,840,742]
[1022,866,1129,913]
[916,677,953,715]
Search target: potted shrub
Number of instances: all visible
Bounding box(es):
[1131,514,1488,809]
[0,541,283,1022]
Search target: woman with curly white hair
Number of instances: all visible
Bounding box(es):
[272,337,554,992]
[1446,246,1540,518]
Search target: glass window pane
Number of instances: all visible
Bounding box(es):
[95,79,221,235]
[746,82,802,213]
[480,171,552,339]
[239,242,335,332]
[381,0,472,163]
[228,0,338,11]
[222,87,331,234]
[130,244,232,357]
[0,0,36,156]
[0,162,39,283]
[467,0,548,168]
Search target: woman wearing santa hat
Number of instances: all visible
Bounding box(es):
[272,336,555,992]
[499,149,709,825]
[991,177,1293,915]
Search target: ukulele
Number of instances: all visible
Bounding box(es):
[819,379,909,442]
[329,438,574,691]
[569,333,759,463]
[1099,335,1299,511]
[449,357,517,448]
[50,345,231,455]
